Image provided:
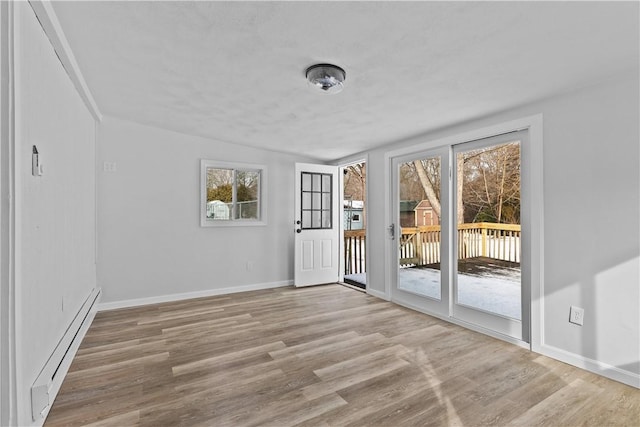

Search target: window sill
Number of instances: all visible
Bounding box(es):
[201,220,267,227]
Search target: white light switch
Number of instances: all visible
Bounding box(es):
[103,162,117,173]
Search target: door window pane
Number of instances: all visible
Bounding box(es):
[322,193,331,210]
[322,174,332,192]
[322,211,331,228]
[301,172,332,229]
[302,173,312,191]
[302,210,311,228]
[302,192,311,209]
[455,141,521,320]
[312,211,321,228]
[397,156,442,300]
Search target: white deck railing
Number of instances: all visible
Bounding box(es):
[345,223,521,275]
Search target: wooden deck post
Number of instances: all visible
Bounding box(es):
[481,224,487,257]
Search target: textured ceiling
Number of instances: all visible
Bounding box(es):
[52,1,639,161]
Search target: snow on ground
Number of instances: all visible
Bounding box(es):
[345,267,521,320]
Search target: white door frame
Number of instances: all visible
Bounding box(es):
[384,114,544,349]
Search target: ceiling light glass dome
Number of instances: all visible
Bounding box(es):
[306,64,346,94]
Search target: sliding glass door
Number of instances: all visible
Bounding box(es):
[392,147,450,317]
[452,133,525,340]
[391,131,529,342]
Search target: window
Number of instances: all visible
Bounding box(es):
[200,160,267,226]
[300,172,332,229]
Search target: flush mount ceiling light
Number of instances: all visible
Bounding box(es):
[306,64,346,94]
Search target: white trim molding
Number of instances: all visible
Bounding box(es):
[97,280,293,311]
[366,288,390,301]
[0,2,17,425]
[540,343,640,389]
[27,1,102,122]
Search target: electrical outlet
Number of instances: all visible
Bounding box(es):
[569,306,584,326]
[246,261,253,271]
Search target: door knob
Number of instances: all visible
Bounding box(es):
[296,229,302,233]
[296,220,301,225]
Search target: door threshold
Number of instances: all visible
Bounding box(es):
[339,282,366,293]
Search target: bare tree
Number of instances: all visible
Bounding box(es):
[413,159,442,219]
[206,167,233,188]
[462,142,520,224]
[344,163,366,201]
[408,142,520,225]
[399,163,426,201]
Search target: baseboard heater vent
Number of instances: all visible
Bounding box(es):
[30,287,101,422]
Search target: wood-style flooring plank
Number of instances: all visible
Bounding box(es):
[45,284,640,427]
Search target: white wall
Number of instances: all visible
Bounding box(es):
[358,72,639,385]
[13,3,97,424]
[96,117,313,305]
[539,76,639,380]
[0,3,12,425]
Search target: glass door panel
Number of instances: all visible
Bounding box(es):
[397,156,442,299]
[453,136,524,339]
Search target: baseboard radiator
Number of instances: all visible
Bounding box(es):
[30,287,101,422]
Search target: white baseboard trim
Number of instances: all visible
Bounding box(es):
[540,343,639,389]
[391,296,530,350]
[97,280,293,311]
[367,288,390,301]
[35,287,101,425]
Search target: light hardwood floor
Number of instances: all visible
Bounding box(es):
[45,285,640,426]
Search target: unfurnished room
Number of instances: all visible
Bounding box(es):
[0,1,639,426]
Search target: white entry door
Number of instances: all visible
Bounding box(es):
[294,163,339,287]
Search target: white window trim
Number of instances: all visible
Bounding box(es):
[200,159,267,227]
